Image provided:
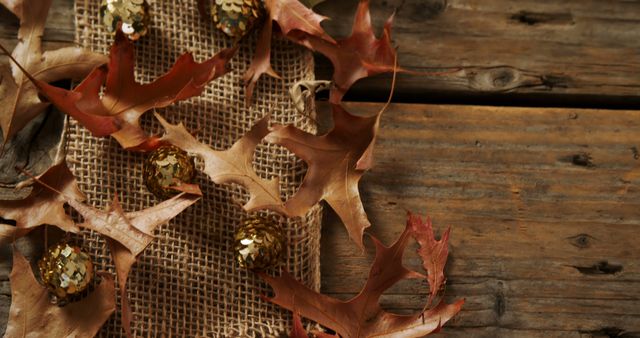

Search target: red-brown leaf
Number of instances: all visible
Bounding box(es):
[0,161,85,243]
[265,104,377,249]
[4,247,116,338]
[265,0,334,42]
[27,31,235,150]
[292,0,399,104]
[261,212,463,338]
[291,312,310,338]
[408,212,451,306]
[157,113,286,214]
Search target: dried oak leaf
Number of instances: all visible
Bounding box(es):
[4,247,116,338]
[409,212,451,306]
[0,161,85,243]
[66,191,201,338]
[265,104,377,249]
[156,113,286,214]
[262,212,464,338]
[16,30,235,150]
[292,0,399,104]
[243,0,335,103]
[0,0,107,145]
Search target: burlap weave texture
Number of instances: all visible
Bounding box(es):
[67,1,322,336]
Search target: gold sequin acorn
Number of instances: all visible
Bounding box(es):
[143,145,196,200]
[212,0,264,39]
[234,217,286,271]
[100,0,151,40]
[38,243,94,304]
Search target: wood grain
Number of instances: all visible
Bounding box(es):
[320,102,640,337]
[314,0,640,106]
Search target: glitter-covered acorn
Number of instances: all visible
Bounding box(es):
[234,217,286,271]
[100,0,151,40]
[212,0,264,39]
[38,243,94,304]
[143,145,196,200]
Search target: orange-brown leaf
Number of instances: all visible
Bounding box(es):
[68,192,200,257]
[0,0,107,144]
[0,161,85,242]
[408,212,451,306]
[4,247,116,338]
[265,104,376,249]
[106,238,136,338]
[29,31,235,150]
[157,113,286,214]
[261,212,463,338]
[66,191,200,338]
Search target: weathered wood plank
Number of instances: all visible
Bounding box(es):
[4,0,640,106]
[320,102,640,336]
[315,0,640,106]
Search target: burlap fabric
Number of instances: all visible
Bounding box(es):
[67,1,322,336]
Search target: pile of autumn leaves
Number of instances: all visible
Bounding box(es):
[0,0,463,336]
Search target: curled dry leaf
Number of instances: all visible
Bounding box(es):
[409,212,451,306]
[289,80,332,115]
[266,104,378,249]
[0,161,85,243]
[262,212,464,338]
[291,0,399,104]
[0,0,107,145]
[156,113,286,214]
[4,247,116,338]
[8,30,236,150]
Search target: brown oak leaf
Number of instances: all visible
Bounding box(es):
[0,161,85,243]
[66,192,201,338]
[4,247,116,338]
[408,212,451,306]
[292,0,399,104]
[265,104,377,249]
[262,212,464,338]
[8,30,236,150]
[0,0,107,145]
[156,113,286,214]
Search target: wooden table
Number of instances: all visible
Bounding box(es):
[2,0,639,337]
